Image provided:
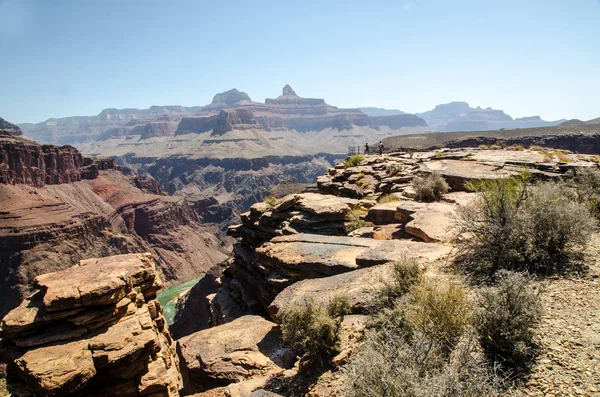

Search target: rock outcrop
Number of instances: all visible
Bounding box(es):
[177,315,294,393]
[213,109,263,135]
[0,253,181,397]
[0,117,23,136]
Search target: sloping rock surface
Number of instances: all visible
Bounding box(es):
[0,253,181,397]
[177,315,294,393]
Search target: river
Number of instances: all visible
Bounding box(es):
[157,277,201,325]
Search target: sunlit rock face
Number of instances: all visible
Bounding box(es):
[0,253,182,397]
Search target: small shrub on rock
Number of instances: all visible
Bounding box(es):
[344,154,365,169]
[377,193,399,204]
[413,171,450,202]
[327,295,352,318]
[279,299,342,366]
[476,271,543,372]
[377,259,422,308]
[345,208,374,233]
[264,195,277,207]
[386,163,404,176]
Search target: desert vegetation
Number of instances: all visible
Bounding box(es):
[457,174,595,275]
[344,208,374,233]
[412,171,450,202]
[344,154,364,169]
[279,296,350,367]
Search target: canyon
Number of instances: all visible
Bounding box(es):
[3,136,600,395]
[0,131,228,319]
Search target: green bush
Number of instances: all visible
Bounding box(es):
[476,271,543,372]
[279,299,343,366]
[457,176,595,274]
[377,193,399,204]
[413,171,450,202]
[344,154,365,169]
[327,295,352,318]
[264,195,277,207]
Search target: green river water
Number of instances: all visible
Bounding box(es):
[157,277,201,325]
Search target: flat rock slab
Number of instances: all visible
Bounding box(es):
[420,159,517,191]
[178,315,295,392]
[35,253,159,312]
[268,264,393,320]
[255,234,451,279]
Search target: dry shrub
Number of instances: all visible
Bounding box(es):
[377,193,399,204]
[279,298,344,367]
[327,295,352,318]
[573,167,600,218]
[344,154,364,169]
[376,259,423,308]
[408,280,472,355]
[476,271,543,373]
[386,163,404,176]
[457,176,594,274]
[347,277,498,397]
[345,208,374,233]
[412,171,449,202]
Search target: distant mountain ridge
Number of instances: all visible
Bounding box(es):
[18,94,570,146]
[417,101,564,132]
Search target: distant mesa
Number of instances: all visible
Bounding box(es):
[418,101,563,132]
[0,117,23,136]
[560,119,586,126]
[211,88,252,106]
[359,107,405,117]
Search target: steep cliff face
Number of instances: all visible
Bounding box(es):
[0,132,108,187]
[212,108,263,135]
[0,138,229,318]
[0,253,181,397]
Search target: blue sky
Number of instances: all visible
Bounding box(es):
[1,0,599,124]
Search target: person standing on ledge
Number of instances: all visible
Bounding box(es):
[379,141,384,155]
[365,142,369,154]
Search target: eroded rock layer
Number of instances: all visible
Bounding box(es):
[0,253,181,397]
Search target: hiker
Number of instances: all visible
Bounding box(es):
[379,141,384,155]
[365,142,369,154]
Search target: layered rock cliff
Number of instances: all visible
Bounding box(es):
[0,132,109,187]
[0,253,181,397]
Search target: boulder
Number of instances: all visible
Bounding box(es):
[396,201,458,243]
[178,315,295,393]
[268,264,393,320]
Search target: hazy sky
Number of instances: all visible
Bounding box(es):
[1,0,599,124]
